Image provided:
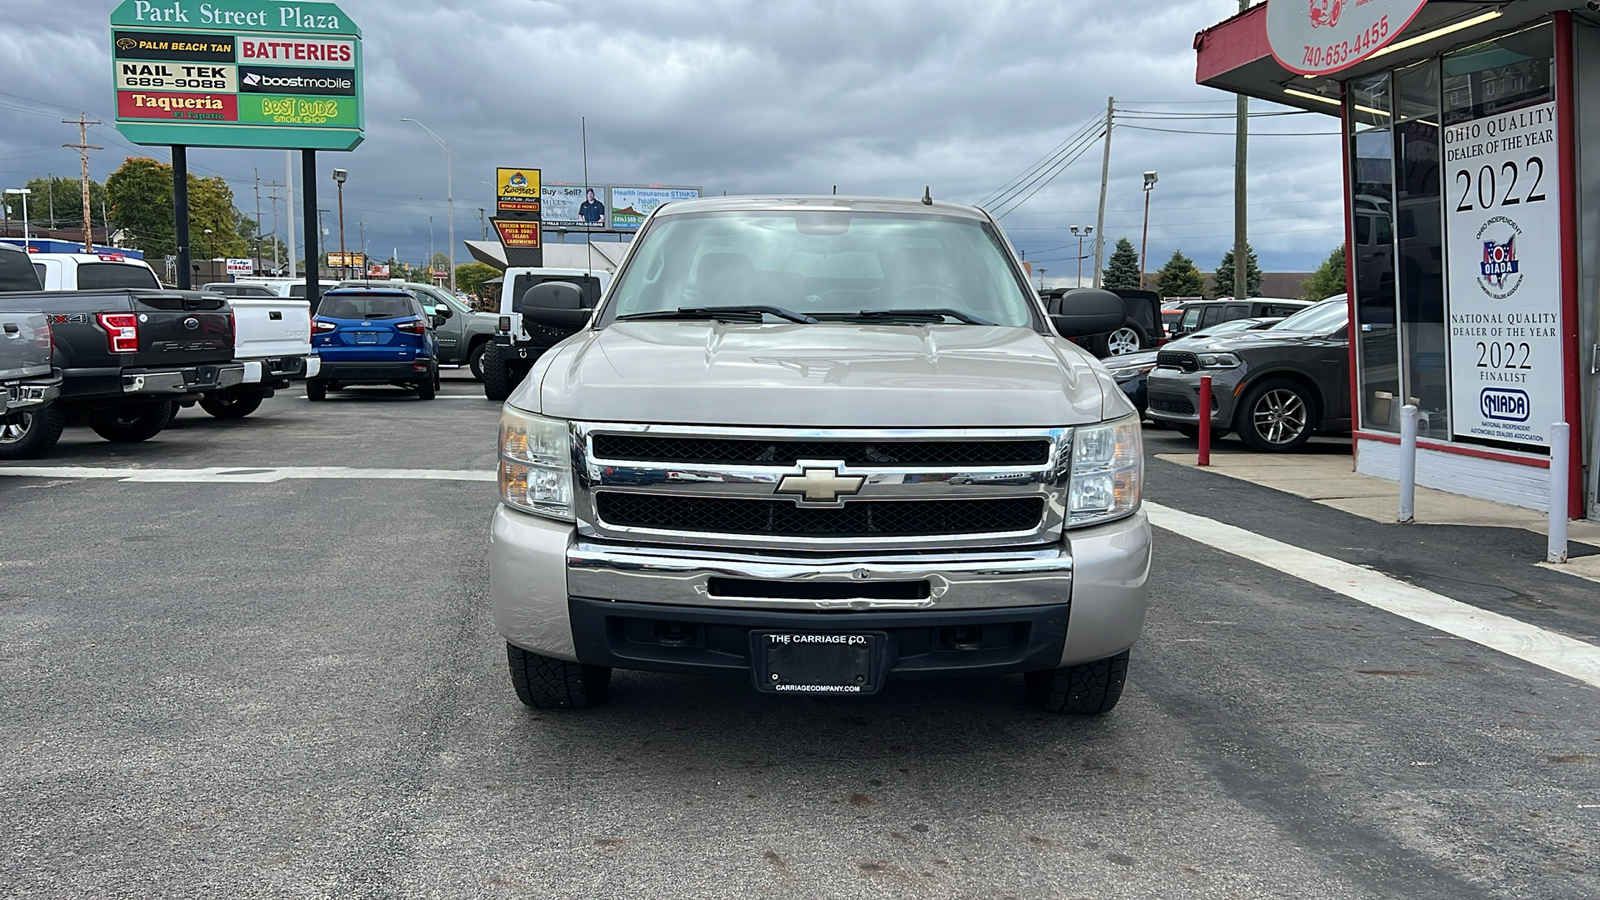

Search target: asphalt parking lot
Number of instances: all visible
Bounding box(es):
[3,375,1597,899]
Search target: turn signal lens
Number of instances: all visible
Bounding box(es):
[498,407,574,521]
[97,313,139,353]
[312,318,337,333]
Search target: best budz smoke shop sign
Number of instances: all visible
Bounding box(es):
[110,1,363,150]
[1265,0,1428,75]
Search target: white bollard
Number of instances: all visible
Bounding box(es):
[1549,422,1569,564]
[1398,404,1418,524]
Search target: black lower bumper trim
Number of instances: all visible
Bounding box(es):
[568,597,1070,679]
[313,360,432,381]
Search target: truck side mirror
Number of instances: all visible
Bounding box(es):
[521,281,591,331]
[1049,288,1127,338]
[433,304,453,320]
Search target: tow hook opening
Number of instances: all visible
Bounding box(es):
[940,625,985,651]
[654,621,698,647]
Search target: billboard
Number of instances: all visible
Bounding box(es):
[609,186,701,231]
[109,1,363,151]
[327,251,365,268]
[496,168,541,214]
[542,184,608,229]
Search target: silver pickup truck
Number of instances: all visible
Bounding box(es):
[1,244,63,457]
[491,196,1151,715]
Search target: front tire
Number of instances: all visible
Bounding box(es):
[1235,379,1315,452]
[1025,649,1130,714]
[468,342,487,382]
[0,406,66,459]
[89,402,172,443]
[199,389,263,419]
[507,644,612,709]
[482,343,511,401]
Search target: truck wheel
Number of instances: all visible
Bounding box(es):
[199,389,263,419]
[482,343,511,401]
[1235,379,1315,452]
[417,374,436,400]
[1025,649,1130,714]
[468,342,487,382]
[507,644,612,709]
[306,380,327,402]
[0,406,66,460]
[89,402,173,443]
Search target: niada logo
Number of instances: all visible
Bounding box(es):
[1480,388,1529,422]
[1474,215,1525,299]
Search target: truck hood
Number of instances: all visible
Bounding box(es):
[526,321,1110,427]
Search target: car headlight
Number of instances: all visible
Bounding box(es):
[499,407,575,521]
[1197,352,1241,369]
[1067,415,1142,527]
[1108,363,1155,381]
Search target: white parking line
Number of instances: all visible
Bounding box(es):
[0,466,494,483]
[1145,501,1600,690]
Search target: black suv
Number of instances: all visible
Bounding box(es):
[1167,297,1314,340]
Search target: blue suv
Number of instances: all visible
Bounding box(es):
[306,288,449,401]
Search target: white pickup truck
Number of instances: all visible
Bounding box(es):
[193,293,319,418]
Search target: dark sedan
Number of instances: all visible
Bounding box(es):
[1107,316,1283,418]
[1144,299,1351,451]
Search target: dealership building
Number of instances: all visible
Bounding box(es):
[1195,0,1599,520]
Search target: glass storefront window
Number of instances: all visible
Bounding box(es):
[1442,24,1555,125]
[1348,73,1400,432]
[1393,59,1447,435]
[1350,74,1394,131]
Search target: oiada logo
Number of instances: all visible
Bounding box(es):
[1308,0,1345,28]
[1480,388,1530,422]
[1475,216,1525,300]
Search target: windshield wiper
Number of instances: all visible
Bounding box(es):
[850,308,995,326]
[617,305,818,324]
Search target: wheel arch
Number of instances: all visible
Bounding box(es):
[1230,368,1328,431]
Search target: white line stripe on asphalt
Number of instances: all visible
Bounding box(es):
[0,466,494,483]
[1145,501,1600,690]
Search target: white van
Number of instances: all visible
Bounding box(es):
[30,253,161,291]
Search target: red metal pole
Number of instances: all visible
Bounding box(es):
[1198,375,1212,467]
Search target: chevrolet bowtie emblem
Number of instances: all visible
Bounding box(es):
[776,466,864,503]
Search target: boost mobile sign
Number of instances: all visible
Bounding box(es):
[1444,101,1564,449]
[1264,0,1427,75]
[109,0,363,150]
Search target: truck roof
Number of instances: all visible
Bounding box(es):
[652,195,990,220]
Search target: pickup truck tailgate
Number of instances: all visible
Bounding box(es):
[1,313,53,382]
[225,297,312,360]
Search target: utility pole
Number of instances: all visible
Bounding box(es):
[357,221,365,274]
[285,150,296,279]
[316,207,330,273]
[264,181,284,273]
[62,112,103,253]
[253,167,263,274]
[1092,96,1113,289]
[47,175,55,230]
[1233,0,1249,299]
[478,207,486,241]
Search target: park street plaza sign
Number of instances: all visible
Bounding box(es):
[1265,0,1428,76]
[109,0,363,151]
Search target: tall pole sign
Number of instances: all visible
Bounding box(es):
[109,1,361,300]
[491,167,542,268]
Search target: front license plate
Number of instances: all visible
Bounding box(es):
[354,331,379,344]
[752,632,886,695]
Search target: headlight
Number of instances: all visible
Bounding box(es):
[499,407,575,521]
[1067,416,1142,527]
[1197,352,1241,369]
[1108,363,1155,381]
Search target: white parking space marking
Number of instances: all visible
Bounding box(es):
[1146,501,1600,690]
[0,466,494,484]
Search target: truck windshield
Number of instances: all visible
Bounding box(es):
[77,263,160,290]
[599,211,1036,328]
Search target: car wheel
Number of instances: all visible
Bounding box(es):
[306,380,327,402]
[1236,379,1315,452]
[89,402,172,443]
[198,389,263,419]
[482,343,511,401]
[0,406,66,459]
[468,342,487,382]
[1095,324,1148,357]
[507,643,612,709]
[417,375,436,400]
[1025,649,1130,714]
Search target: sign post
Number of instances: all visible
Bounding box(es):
[109,0,362,299]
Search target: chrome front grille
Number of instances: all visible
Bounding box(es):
[574,423,1072,552]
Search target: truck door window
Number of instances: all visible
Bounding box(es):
[75,263,161,290]
[1199,306,1225,328]
[0,251,42,290]
[1222,304,1249,321]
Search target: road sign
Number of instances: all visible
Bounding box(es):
[109,1,363,150]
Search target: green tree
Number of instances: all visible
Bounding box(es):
[1102,237,1140,291]
[455,261,498,298]
[1213,243,1262,298]
[1301,244,1347,300]
[20,176,111,229]
[1155,250,1205,300]
[105,158,250,260]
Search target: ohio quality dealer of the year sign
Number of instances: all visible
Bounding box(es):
[110,1,363,150]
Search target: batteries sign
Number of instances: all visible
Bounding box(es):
[109,1,363,151]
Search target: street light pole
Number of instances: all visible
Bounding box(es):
[4,189,32,251]
[1038,267,1048,291]
[1139,171,1158,291]
[401,118,454,293]
[332,168,348,281]
[1070,224,1093,288]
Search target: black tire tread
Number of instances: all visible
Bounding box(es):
[468,341,487,382]
[417,375,436,400]
[88,402,172,443]
[482,343,511,401]
[199,391,263,419]
[0,405,66,459]
[1234,378,1316,453]
[306,380,326,402]
[1025,649,1130,715]
[507,643,611,709]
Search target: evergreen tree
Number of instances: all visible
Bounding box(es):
[1301,244,1347,300]
[1102,237,1140,290]
[1155,250,1205,300]
[1213,243,1262,298]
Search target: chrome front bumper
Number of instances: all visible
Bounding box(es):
[492,504,1150,668]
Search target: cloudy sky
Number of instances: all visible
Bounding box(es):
[0,0,1345,281]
